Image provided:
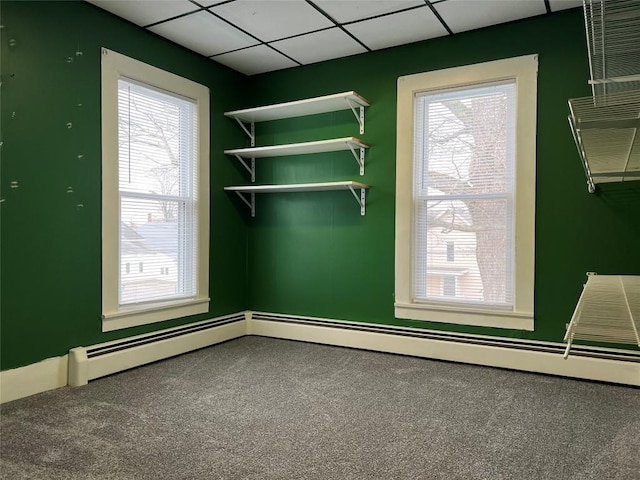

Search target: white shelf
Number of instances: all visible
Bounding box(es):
[225,181,368,193]
[224,91,369,123]
[224,137,368,158]
[225,91,369,140]
[224,91,372,215]
[225,137,369,179]
[225,181,369,216]
[564,274,640,358]
[568,90,640,192]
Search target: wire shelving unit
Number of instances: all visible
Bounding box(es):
[568,0,640,192]
[584,0,640,98]
[564,274,640,358]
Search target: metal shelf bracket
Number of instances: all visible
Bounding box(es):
[234,119,255,146]
[568,116,596,193]
[347,144,365,175]
[347,184,366,216]
[233,155,256,182]
[234,191,255,217]
[346,99,365,134]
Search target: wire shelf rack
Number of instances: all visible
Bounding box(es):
[564,274,640,358]
[568,89,640,192]
[584,0,640,98]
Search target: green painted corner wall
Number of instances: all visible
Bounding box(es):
[244,9,640,345]
[2,4,639,373]
[0,0,249,370]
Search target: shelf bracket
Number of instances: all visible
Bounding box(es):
[233,155,256,182]
[234,119,255,146]
[233,191,255,217]
[347,185,366,216]
[620,276,640,348]
[568,116,596,193]
[563,272,596,359]
[563,303,582,360]
[347,144,365,176]
[346,99,365,134]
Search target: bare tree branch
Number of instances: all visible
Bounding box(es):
[427,212,495,233]
[425,171,471,195]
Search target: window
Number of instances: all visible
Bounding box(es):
[446,242,455,262]
[395,55,537,330]
[443,275,456,297]
[101,48,210,332]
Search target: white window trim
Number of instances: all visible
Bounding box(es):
[101,48,210,332]
[395,55,537,331]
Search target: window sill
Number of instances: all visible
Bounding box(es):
[102,298,210,332]
[394,302,534,331]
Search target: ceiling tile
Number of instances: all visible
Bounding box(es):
[210,1,334,42]
[88,0,198,27]
[313,0,425,23]
[270,28,367,65]
[149,11,259,56]
[345,7,448,51]
[212,45,298,75]
[549,0,583,12]
[434,0,547,34]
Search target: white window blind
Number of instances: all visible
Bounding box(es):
[413,81,516,308]
[117,78,198,306]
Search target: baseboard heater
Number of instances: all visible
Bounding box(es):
[248,311,640,385]
[66,310,639,389]
[250,311,640,363]
[68,313,246,386]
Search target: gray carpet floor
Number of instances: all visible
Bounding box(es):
[1,336,639,480]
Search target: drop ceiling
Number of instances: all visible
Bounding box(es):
[88,0,582,76]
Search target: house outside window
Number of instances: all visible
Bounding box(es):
[395,55,537,330]
[101,48,210,332]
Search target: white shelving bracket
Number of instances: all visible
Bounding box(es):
[233,154,256,182]
[234,118,255,146]
[347,185,366,216]
[234,191,255,217]
[346,99,365,134]
[621,277,640,348]
[563,272,595,359]
[568,116,596,193]
[347,144,365,176]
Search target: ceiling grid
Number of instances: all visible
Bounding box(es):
[88,0,583,75]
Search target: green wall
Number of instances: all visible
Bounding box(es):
[245,9,640,345]
[2,4,639,373]
[0,0,249,370]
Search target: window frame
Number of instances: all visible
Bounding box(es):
[395,55,537,331]
[101,48,210,332]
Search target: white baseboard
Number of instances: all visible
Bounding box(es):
[247,312,640,386]
[70,313,247,386]
[2,312,247,403]
[4,310,639,404]
[0,355,69,404]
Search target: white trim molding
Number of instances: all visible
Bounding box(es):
[101,47,210,331]
[1,312,246,404]
[395,54,538,330]
[247,311,640,386]
[0,355,69,404]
